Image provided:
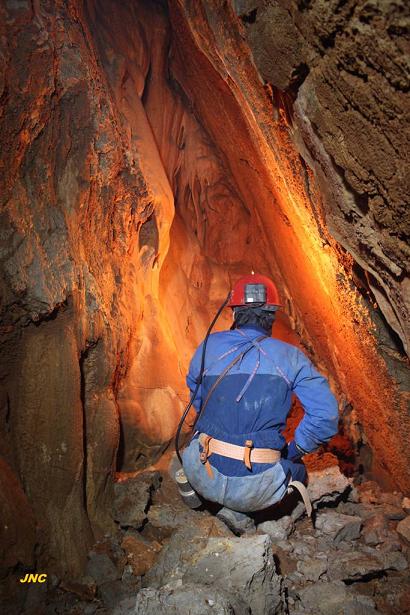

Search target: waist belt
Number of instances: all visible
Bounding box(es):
[199,433,281,473]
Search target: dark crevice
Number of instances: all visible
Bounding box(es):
[32,299,68,327]
[297,0,312,11]
[352,262,406,357]
[240,8,257,24]
[116,419,126,471]
[79,349,88,511]
[141,61,152,108]
[289,62,310,95]
[344,571,387,585]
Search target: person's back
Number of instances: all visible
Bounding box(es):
[180,274,338,532]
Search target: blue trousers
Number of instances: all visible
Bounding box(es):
[182,439,307,513]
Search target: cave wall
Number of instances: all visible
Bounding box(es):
[0,0,176,575]
[236,0,409,355]
[0,0,408,579]
[166,0,409,484]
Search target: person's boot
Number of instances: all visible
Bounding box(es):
[216,507,255,536]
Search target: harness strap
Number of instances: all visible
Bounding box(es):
[199,435,214,478]
[193,334,267,429]
[287,480,312,517]
[199,433,281,464]
[237,328,292,387]
[244,440,253,470]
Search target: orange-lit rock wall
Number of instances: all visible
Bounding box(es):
[0,0,408,578]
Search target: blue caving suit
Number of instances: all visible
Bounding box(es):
[182,324,339,513]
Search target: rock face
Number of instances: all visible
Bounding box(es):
[238,0,410,356]
[0,0,408,585]
[144,531,285,615]
[113,472,161,529]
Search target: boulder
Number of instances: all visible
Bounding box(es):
[113,472,161,529]
[307,457,353,506]
[144,527,285,615]
[148,503,201,532]
[328,547,407,581]
[298,581,378,615]
[397,516,410,544]
[115,583,249,615]
[121,534,162,577]
[297,557,328,582]
[258,516,294,543]
[184,534,284,615]
[315,512,362,544]
[401,497,410,514]
[362,514,389,546]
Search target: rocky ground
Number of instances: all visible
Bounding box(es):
[11,453,410,615]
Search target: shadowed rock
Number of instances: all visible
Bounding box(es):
[113,472,161,529]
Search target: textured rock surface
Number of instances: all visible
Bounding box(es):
[397,515,410,543]
[297,581,377,615]
[0,458,36,576]
[113,472,161,529]
[315,511,362,543]
[239,0,410,356]
[145,531,285,615]
[120,584,249,615]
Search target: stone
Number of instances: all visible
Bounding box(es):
[315,512,362,544]
[258,516,294,542]
[397,516,410,544]
[298,581,378,615]
[308,462,352,508]
[381,505,406,521]
[402,497,410,514]
[328,547,408,581]
[148,503,200,532]
[98,579,128,609]
[121,534,162,577]
[117,584,249,615]
[356,481,382,505]
[113,472,161,529]
[337,501,405,521]
[381,551,408,572]
[379,491,403,508]
[297,581,348,614]
[362,514,389,546]
[347,487,360,503]
[145,528,285,615]
[86,551,119,585]
[378,533,402,553]
[184,534,285,615]
[297,557,328,582]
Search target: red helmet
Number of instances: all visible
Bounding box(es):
[228,274,281,310]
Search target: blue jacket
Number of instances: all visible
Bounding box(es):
[186,324,338,477]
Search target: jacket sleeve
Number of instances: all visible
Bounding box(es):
[186,342,204,412]
[291,348,339,453]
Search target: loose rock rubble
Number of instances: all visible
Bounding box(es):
[40,458,409,614]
